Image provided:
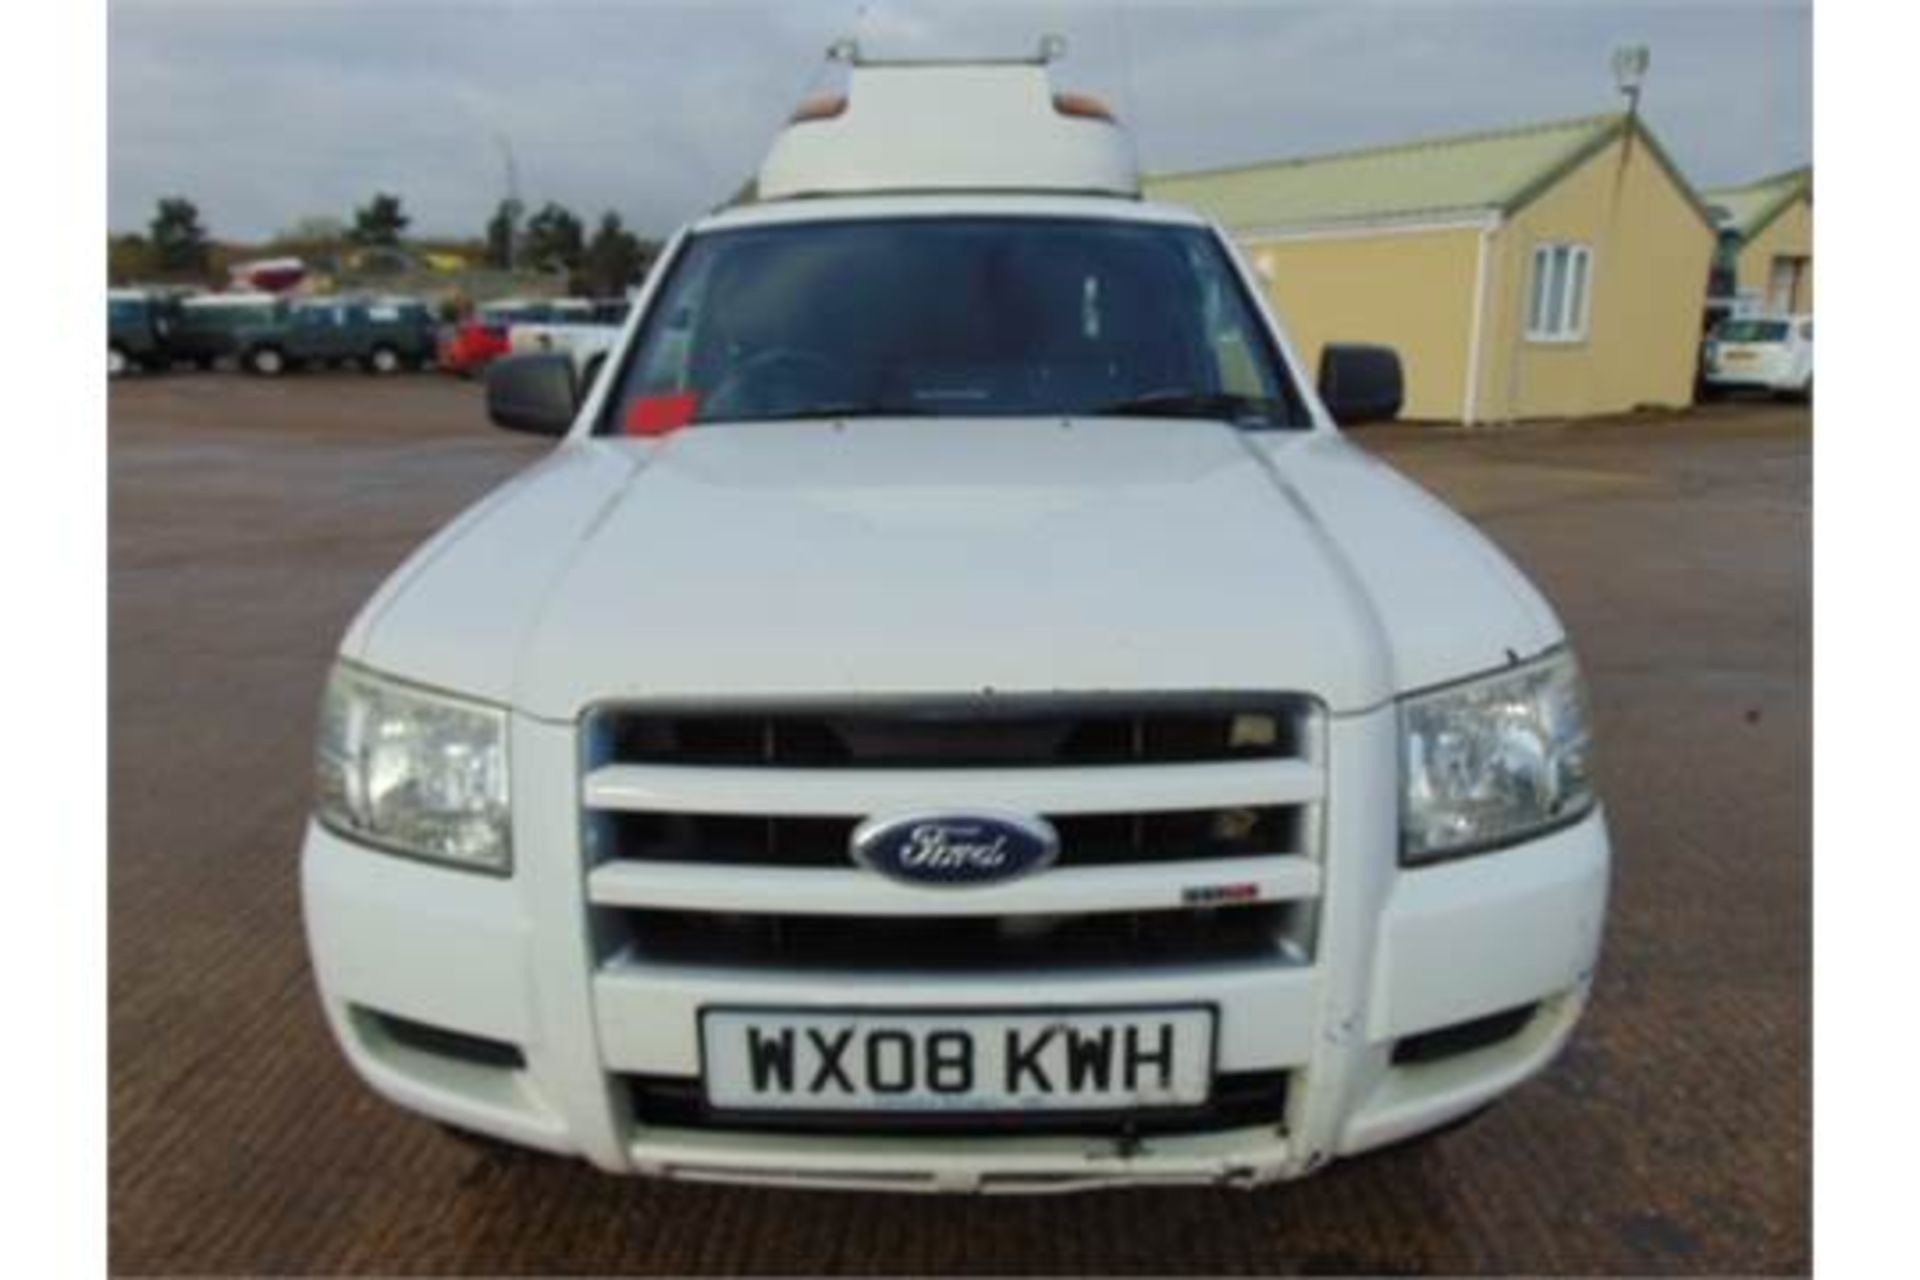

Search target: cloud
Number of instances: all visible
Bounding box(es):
[108,0,1810,242]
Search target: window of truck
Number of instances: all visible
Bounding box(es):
[185,302,280,330]
[602,217,1304,432]
[1716,319,1790,343]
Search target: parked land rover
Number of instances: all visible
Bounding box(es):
[108,288,183,376]
[172,292,287,370]
[238,296,436,375]
[304,48,1610,1192]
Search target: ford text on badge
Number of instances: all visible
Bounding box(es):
[702,1008,1215,1112]
[850,812,1060,887]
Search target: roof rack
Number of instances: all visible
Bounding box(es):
[825,33,1067,68]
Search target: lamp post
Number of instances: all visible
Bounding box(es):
[492,131,521,273]
[1612,44,1650,120]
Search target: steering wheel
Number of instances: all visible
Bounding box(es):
[704,347,847,418]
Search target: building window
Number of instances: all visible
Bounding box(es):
[1527,242,1593,342]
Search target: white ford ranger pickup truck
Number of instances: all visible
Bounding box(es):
[303,48,1609,1193]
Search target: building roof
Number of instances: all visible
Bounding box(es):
[1145,112,1711,233]
[1700,166,1811,241]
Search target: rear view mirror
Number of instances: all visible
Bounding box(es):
[486,353,578,436]
[1317,343,1404,425]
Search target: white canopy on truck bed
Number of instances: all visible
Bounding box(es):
[756,49,1139,202]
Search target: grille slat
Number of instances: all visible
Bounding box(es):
[581,759,1323,819]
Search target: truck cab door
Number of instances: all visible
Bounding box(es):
[333,304,371,360]
[288,305,336,360]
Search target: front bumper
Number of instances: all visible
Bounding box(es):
[301,707,1609,1191]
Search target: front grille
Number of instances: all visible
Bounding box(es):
[624,1069,1291,1138]
[614,902,1300,973]
[601,806,1300,868]
[592,697,1311,769]
[579,693,1327,975]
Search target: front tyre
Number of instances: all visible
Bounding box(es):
[109,345,130,378]
[247,346,287,377]
[365,344,402,375]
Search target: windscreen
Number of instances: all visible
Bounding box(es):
[601,216,1302,432]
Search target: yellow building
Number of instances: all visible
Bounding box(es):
[1146,114,1717,423]
[1702,167,1812,314]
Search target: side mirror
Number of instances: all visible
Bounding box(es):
[487,353,578,435]
[1317,343,1404,425]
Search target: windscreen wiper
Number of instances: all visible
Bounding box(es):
[730,402,937,423]
[1082,390,1295,426]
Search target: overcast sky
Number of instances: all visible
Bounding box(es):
[108,0,1811,243]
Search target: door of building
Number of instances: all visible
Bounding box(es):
[1768,256,1809,313]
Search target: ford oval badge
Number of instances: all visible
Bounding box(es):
[850,812,1060,887]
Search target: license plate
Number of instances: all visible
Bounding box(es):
[700,1007,1215,1113]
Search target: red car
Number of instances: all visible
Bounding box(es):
[437,300,562,377]
[437,316,512,377]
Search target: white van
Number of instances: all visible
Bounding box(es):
[302,44,1610,1192]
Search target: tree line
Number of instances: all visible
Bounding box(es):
[109,192,661,297]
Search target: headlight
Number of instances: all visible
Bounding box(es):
[1399,649,1595,864]
[315,663,511,873]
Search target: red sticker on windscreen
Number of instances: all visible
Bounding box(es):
[625,392,699,437]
